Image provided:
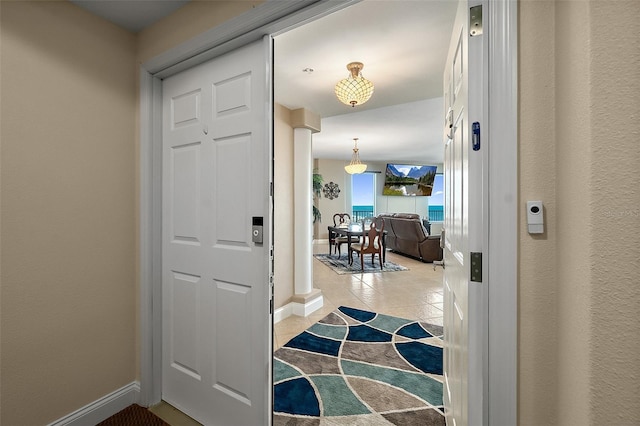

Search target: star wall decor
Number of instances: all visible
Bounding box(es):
[322,182,340,200]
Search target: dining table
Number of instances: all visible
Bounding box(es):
[327,223,387,263]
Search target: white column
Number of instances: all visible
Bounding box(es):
[293,127,313,295]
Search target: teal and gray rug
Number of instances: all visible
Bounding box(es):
[274,306,444,425]
[314,254,409,274]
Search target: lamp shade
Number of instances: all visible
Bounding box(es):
[345,163,367,174]
[335,62,374,107]
[344,138,367,174]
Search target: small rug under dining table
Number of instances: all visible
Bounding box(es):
[274,306,445,425]
[314,253,409,274]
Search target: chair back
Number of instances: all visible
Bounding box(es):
[333,213,351,226]
[359,219,384,253]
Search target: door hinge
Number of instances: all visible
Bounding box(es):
[470,252,482,282]
[470,5,483,37]
[270,181,274,197]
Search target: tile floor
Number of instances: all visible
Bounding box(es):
[150,243,443,425]
[274,242,444,350]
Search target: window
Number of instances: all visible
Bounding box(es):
[428,173,444,222]
[351,172,376,221]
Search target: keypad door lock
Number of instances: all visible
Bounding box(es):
[252,217,263,244]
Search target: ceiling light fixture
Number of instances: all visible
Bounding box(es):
[345,138,367,174]
[334,62,374,107]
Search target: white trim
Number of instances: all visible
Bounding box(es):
[293,295,324,317]
[274,303,293,324]
[138,68,164,407]
[47,382,140,426]
[486,1,518,425]
[274,296,324,324]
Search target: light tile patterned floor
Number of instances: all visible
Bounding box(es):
[275,242,444,350]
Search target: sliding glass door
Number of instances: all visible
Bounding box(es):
[351,172,376,221]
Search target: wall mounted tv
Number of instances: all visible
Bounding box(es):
[383,164,438,196]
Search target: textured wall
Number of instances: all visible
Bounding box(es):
[0,2,136,424]
[518,1,559,424]
[520,1,640,425]
[555,2,593,424]
[587,1,640,423]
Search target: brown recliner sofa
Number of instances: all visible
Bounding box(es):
[378,213,442,262]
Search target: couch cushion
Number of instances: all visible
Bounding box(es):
[392,213,420,220]
[389,218,428,240]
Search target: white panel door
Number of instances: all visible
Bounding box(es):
[162,38,273,426]
[443,1,486,426]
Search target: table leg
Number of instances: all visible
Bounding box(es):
[382,234,387,263]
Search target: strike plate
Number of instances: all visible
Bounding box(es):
[470,5,483,37]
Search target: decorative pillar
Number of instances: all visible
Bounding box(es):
[293,126,313,295]
[291,109,323,316]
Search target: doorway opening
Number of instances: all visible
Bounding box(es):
[274,7,448,422]
[139,1,517,424]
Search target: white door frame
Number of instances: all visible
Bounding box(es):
[138,1,518,424]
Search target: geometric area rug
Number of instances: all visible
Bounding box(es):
[274,306,445,425]
[314,254,409,275]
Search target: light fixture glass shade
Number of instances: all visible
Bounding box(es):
[345,138,367,174]
[335,62,374,107]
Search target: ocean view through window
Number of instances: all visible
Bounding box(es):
[428,174,444,222]
[352,172,375,221]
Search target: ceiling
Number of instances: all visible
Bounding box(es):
[70,0,458,164]
[70,0,190,33]
[275,0,457,164]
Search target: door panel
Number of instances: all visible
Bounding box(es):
[170,143,201,243]
[170,272,201,379]
[443,1,485,425]
[162,38,272,426]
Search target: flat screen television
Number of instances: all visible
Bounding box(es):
[383,163,438,196]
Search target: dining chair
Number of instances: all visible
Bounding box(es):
[349,218,385,271]
[332,213,358,258]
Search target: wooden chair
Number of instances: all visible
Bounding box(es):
[349,218,385,271]
[331,213,359,258]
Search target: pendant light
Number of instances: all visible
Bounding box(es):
[345,138,367,174]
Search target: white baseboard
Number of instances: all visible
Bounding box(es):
[274,303,294,323]
[48,382,140,426]
[274,296,324,324]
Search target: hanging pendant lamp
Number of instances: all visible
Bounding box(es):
[335,62,374,107]
[345,138,367,174]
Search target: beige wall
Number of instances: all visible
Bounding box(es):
[136,0,263,64]
[582,1,639,423]
[273,104,295,309]
[314,159,349,240]
[1,0,639,424]
[0,1,136,424]
[519,1,640,425]
[518,2,559,424]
